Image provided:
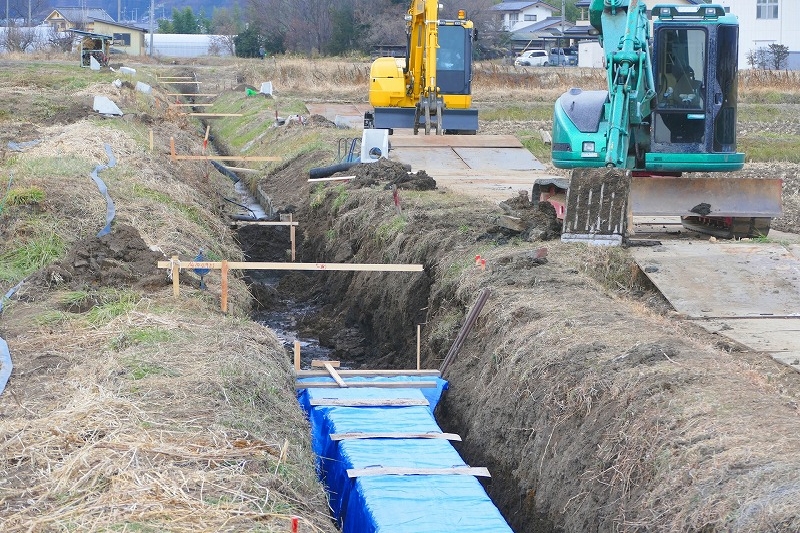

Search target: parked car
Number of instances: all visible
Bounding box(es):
[549,47,578,66]
[514,49,549,67]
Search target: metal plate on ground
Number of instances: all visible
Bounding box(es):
[388,134,525,148]
[696,318,800,372]
[631,242,800,318]
[391,147,470,170]
[453,147,544,171]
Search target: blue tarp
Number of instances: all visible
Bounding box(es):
[297,376,514,532]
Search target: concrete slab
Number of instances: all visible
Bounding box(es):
[93,95,123,116]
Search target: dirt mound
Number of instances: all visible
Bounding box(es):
[498,191,563,241]
[347,159,436,190]
[32,223,167,291]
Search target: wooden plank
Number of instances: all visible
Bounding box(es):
[293,341,301,371]
[188,113,241,117]
[297,369,440,377]
[498,215,528,232]
[296,381,438,389]
[312,360,340,368]
[324,362,348,388]
[308,398,429,407]
[330,432,462,441]
[233,221,299,226]
[172,155,281,162]
[388,134,523,149]
[157,261,423,272]
[308,176,355,182]
[347,466,490,478]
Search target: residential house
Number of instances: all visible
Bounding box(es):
[576,0,799,69]
[715,0,800,68]
[491,1,574,54]
[44,7,147,56]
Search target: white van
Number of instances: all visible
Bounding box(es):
[514,49,549,67]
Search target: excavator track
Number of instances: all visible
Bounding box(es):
[680,216,771,239]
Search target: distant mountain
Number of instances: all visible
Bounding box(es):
[48,0,230,26]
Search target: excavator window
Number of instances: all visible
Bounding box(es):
[653,28,707,145]
[436,25,472,96]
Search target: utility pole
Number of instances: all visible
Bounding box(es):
[149,0,154,56]
[561,0,566,47]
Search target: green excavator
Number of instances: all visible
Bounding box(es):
[543,1,782,243]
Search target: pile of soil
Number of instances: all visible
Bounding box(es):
[31,224,167,291]
[346,159,437,190]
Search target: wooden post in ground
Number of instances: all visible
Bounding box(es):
[417,324,421,370]
[220,260,229,313]
[203,125,210,154]
[289,213,296,261]
[171,255,180,297]
[170,137,176,163]
[294,341,301,371]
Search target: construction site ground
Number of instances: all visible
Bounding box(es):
[2,58,800,533]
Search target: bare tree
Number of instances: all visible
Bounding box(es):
[47,27,75,52]
[767,43,790,70]
[3,23,38,52]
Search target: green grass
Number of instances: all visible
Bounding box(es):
[519,130,552,163]
[739,133,800,163]
[479,104,553,122]
[112,327,174,351]
[375,216,408,245]
[122,358,178,380]
[84,290,139,326]
[131,184,205,226]
[3,185,45,206]
[0,229,66,282]
[331,184,348,212]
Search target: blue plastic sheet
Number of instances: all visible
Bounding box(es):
[90,144,117,237]
[297,376,513,532]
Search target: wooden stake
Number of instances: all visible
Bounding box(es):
[149,128,153,151]
[294,341,301,371]
[220,260,229,313]
[289,213,296,261]
[324,362,348,388]
[171,255,180,297]
[170,137,176,163]
[417,324,421,370]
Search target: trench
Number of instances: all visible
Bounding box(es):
[231,206,556,533]
[193,111,555,531]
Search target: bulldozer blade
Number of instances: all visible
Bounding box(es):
[629,175,783,218]
[561,168,631,245]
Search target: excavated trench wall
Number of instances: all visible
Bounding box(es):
[241,179,800,533]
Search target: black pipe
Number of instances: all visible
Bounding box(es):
[309,162,357,180]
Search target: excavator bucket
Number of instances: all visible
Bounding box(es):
[561,168,631,245]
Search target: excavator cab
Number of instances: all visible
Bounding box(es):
[648,6,743,171]
[436,24,472,97]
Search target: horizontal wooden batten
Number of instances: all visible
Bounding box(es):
[347,466,490,478]
[330,432,462,441]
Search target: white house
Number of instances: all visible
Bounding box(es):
[576,0,798,69]
[491,1,559,32]
[715,0,800,68]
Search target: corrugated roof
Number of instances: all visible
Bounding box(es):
[48,7,114,23]
[490,1,558,12]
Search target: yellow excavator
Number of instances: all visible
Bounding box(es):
[364,0,478,134]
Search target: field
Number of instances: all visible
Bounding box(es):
[2,56,800,532]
